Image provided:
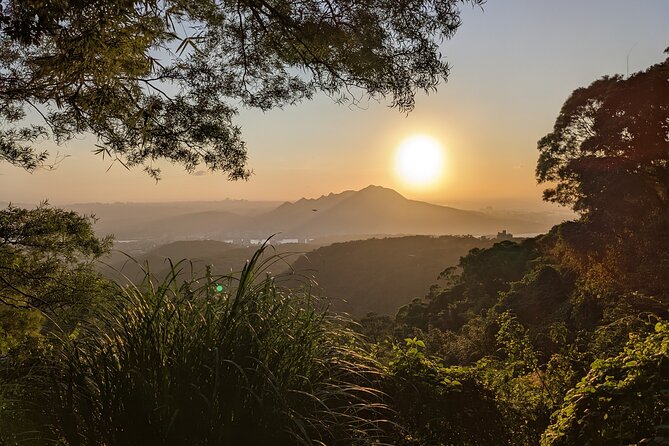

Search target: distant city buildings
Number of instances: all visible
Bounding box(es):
[278,238,299,244]
[496,230,513,241]
[249,238,304,245]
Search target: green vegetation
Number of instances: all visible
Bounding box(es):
[2,247,389,445]
[0,203,113,353]
[1,35,667,446]
[542,321,669,446]
[290,235,495,317]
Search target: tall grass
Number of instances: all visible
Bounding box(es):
[9,246,390,445]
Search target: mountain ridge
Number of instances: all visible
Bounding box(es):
[284,185,542,237]
[54,185,556,241]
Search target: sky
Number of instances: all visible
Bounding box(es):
[2,0,668,210]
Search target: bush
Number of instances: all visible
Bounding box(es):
[384,337,509,446]
[5,248,390,445]
[541,320,669,446]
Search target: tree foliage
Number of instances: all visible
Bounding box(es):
[0,203,111,310]
[536,51,669,298]
[0,0,483,179]
[536,51,669,221]
[384,337,510,446]
[0,203,112,354]
[541,321,669,446]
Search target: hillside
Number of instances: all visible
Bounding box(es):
[289,235,496,317]
[101,235,499,317]
[100,240,317,284]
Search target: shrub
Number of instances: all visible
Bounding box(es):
[384,337,509,445]
[7,247,390,445]
[541,320,669,446]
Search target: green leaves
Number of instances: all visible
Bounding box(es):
[384,336,513,445]
[1,0,483,178]
[541,320,669,446]
[0,203,112,311]
[6,246,390,444]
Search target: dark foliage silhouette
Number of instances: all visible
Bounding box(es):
[0,0,483,178]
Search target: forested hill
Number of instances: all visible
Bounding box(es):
[290,235,496,317]
[100,240,317,284]
[100,235,497,317]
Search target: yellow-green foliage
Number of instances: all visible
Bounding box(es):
[541,321,669,446]
[0,306,43,355]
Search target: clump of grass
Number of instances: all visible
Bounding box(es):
[16,245,390,445]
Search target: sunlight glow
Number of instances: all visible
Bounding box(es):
[394,135,445,188]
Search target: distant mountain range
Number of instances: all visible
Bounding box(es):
[63,200,280,241]
[249,185,537,237]
[56,185,561,242]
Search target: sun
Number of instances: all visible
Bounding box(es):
[394,135,445,188]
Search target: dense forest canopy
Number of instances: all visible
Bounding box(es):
[0,0,483,179]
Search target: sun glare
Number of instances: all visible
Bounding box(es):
[394,135,445,188]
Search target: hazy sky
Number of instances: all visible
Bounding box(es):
[2,0,668,210]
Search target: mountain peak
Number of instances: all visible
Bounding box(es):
[360,184,390,191]
[356,185,406,200]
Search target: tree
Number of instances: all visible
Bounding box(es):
[536,50,669,296]
[536,50,669,225]
[0,203,112,352]
[0,0,483,179]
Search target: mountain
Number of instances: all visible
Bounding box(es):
[289,235,497,317]
[237,190,357,236]
[65,200,280,239]
[62,186,554,243]
[245,185,547,238]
